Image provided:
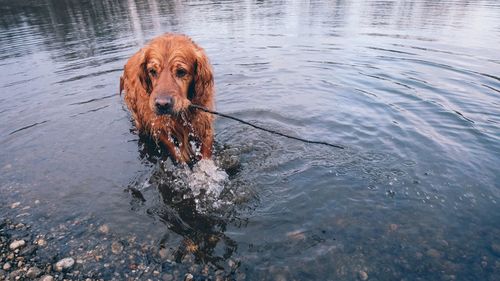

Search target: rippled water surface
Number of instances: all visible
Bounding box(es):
[1,0,499,280]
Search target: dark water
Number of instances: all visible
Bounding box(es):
[1,0,499,280]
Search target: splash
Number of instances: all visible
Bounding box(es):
[185,159,228,198]
[155,158,230,211]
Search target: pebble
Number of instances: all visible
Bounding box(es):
[159,248,170,259]
[9,269,22,278]
[228,259,237,269]
[426,248,441,258]
[36,238,47,247]
[286,230,306,240]
[98,224,110,234]
[111,241,124,255]
[389,224,398,232]
[201,265,209,276]
[39,275,55,281]
[358,270,369,280]
[9,240,26,250]
[26,266,42,279]
[138,263,146,271]
[439,239,449,247]
[10,202,21,209]
[3,262,11,271]
[54,257,75,272]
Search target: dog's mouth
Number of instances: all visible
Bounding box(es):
[155,104,174,115]
[154,95,175,116]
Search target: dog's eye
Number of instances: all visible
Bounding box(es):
[176,68,187,78]
[148,68,157,78]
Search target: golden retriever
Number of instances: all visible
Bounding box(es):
[120,34,214,164]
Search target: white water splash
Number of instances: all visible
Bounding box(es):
[156,158,230,212]
[185,159,228,198]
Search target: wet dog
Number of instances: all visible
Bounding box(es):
[120,33,215,164]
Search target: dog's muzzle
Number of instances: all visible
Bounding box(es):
[154,96,174,115]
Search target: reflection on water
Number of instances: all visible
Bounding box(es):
[1,0,499,280]
[127,132,251,274]
[152,166,238,268]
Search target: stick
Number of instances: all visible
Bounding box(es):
[190,104,344,149]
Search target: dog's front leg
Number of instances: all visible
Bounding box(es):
[159,135,185,163]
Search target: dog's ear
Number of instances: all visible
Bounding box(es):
[124,49,152,95]
[190,47,214,108]
[138,53,153,94]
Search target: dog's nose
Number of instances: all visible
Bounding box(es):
[155,96,174,114]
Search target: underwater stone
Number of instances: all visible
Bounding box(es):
[9,240,25,250]
[54,257,75,271]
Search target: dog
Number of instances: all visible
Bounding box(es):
[120,34,215,164]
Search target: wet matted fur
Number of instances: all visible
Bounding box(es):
[120,34,215,164]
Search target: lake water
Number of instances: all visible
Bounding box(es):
[1,0,499,280]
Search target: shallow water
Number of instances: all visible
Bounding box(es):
[1,0,499,280]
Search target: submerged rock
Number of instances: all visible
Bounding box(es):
[111,241,124,255]
[185,273,194,281]
[54,257,75,271]
[39,275,54,281]
[9,269,23,278]
[9,239,25,250]
[98,224,110,234]
[10,202,21,209]
[286,230,306,240]
[159,248,171,260]
[26,266,42,278]
[35,238,47,247]
[358,270,368,280]
[389,223,398,232]
[426,248,441,258]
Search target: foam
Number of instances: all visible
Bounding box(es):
[185,159,228,198]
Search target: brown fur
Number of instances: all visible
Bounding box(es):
[120,34,215,164]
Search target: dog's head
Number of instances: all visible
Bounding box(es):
[121,34,214,116]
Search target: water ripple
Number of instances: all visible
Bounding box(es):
[56,68,122,84]
[8,120,49,136]
[0,0,499,280]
